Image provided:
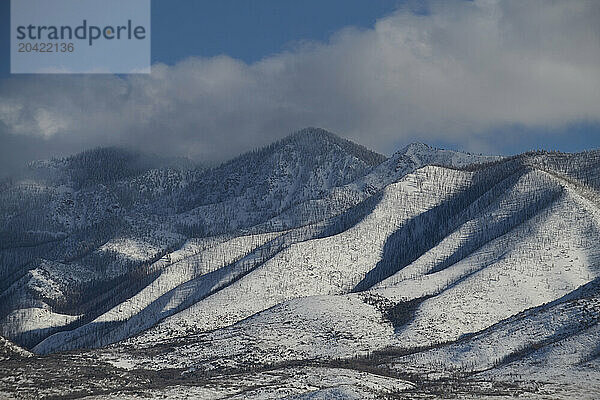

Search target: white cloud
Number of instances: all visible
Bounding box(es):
[1,0,599,164]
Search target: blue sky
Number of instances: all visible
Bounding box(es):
[151,0,403,65]
[0,0,401,76]
[0,0,599,169]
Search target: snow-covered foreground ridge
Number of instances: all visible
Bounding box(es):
[1,128,600,398]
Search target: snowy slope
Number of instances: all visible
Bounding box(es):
[248,142,500,233]
[2,128,500,352]
[119,166,474,346]
[384,177,600,348]
[34,165,474,353]
[33,231,283,353]
[0,335,31,361]
[0,128,388,349]
[88,155,600,377]
[384,278,600,381]
[1,137,600,398]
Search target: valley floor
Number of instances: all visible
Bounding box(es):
[1,348,598,399]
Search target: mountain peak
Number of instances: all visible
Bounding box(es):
[282,127,346,149]
[288,126,337,140]
[281,127,387,167]
[400,142,434,154]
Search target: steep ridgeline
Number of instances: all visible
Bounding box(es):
[246,141,500,233]
[0,128,497,353]
[172,127,387,235]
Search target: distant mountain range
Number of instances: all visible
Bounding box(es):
[1,127,599,399]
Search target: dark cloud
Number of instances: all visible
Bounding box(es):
[1,0,599,170]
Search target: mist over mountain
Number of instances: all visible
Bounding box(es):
[1,128,599,399]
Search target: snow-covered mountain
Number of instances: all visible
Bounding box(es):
[1,128,599,399]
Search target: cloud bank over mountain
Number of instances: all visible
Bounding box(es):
[1,0,599,169]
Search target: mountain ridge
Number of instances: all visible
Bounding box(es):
[1,128,599,398]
